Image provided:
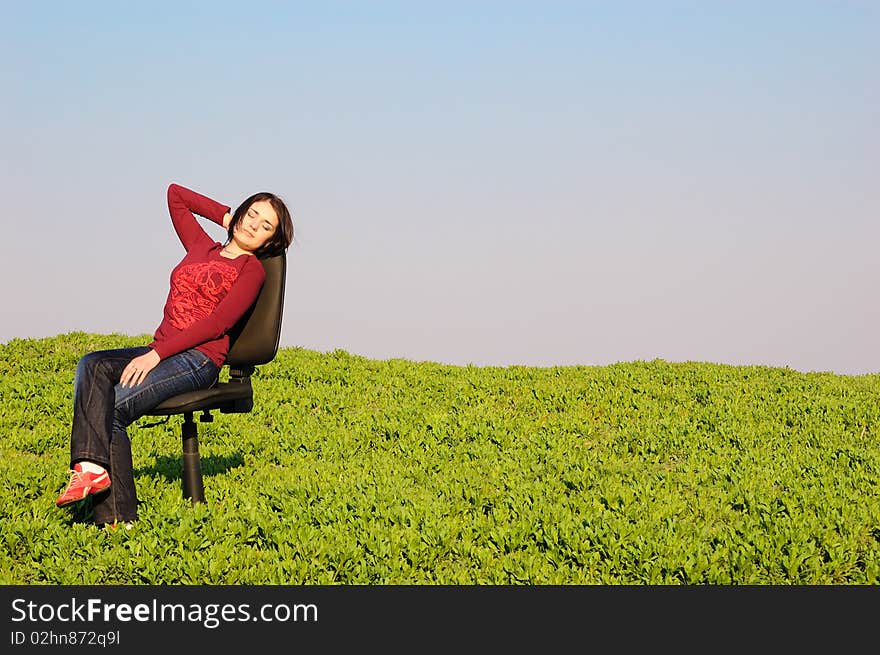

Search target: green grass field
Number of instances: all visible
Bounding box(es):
[2,332,879,584]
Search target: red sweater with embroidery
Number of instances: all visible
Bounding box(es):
[148,183,266,367]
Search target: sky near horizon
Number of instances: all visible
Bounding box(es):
[2,1,878,375]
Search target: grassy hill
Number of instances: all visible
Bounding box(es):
[1,332,879,584]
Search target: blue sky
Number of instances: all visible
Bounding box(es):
[2,1,878,374]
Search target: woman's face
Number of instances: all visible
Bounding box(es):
[234,200,278,252]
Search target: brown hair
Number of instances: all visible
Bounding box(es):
[227,192,294,257]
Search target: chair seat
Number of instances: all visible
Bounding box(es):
[149,380,253,416]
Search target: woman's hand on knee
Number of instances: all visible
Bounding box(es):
[120,350,161,388]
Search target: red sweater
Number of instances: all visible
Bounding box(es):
[148,184,266,367]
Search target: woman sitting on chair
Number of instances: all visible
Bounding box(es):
[55,182,294,527]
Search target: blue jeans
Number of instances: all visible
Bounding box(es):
[69,346,220,525]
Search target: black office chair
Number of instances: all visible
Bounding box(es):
[146,252,286,505]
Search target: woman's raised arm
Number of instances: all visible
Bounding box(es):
[167,183,232,251]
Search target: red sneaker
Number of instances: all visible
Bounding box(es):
[55,463,111,507]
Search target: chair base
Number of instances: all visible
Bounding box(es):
[147,371,255,504]
[181,412,206,504]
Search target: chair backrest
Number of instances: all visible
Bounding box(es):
[225,252,287,368]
